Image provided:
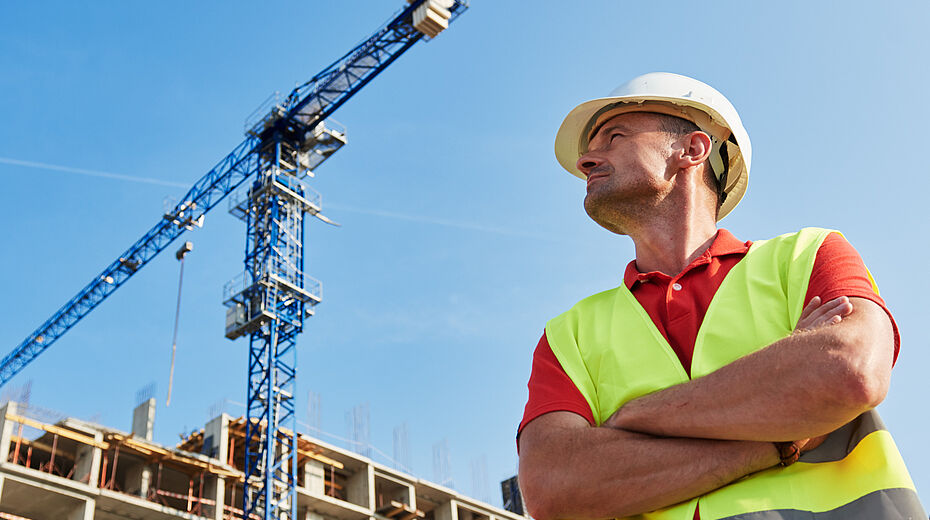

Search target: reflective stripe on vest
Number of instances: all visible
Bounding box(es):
[545,228,925,520]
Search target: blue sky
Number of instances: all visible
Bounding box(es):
[1,0,928,508]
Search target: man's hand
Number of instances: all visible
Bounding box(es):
[795,296,853,332]
[797,433,829,453]
[788,296,853,452]
[518,412,780,520]
[607,297,894,442]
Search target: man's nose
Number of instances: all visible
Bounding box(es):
[576,153,603,178]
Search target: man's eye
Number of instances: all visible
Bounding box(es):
[609,133,623,141]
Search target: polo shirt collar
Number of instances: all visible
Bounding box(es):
[623,229,751,289]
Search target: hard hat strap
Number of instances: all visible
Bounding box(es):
[715,137,732,207]
[709,136,725,180]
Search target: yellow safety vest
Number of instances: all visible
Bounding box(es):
[545,228,925,520]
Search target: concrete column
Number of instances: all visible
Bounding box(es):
[203,474,226,520]
[201,414,229,520]
[304,459,325,495]
[347,465,374,509]
[131,398,156,441]
[203,414,229,460]
[73,430,102,487]
[127,399,158,498]
[406,485,416,511]
[0,401,18,463]
[66,498,95,520]
[375,475,414,508]
[397,484,414,508]
[124,462,152,498]
[302,511,325,520]
[435,500,458,520]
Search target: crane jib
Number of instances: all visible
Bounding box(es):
[2,0,469,387]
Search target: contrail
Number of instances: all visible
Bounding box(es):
[326,203,556,241]
[0,156,189,188]
[0,155,554,240]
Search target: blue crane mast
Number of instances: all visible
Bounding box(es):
[2,1,468,519]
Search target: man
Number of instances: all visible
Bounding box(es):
[516,73,926,520]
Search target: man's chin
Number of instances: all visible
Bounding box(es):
[584,201,629,236]
[599,222,629,236]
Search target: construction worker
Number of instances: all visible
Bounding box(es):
[516,72,926,519]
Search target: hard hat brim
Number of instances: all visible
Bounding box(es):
[554,94,749,221]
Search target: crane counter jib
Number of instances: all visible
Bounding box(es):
[1,0,468,388]
[4,2,469,520]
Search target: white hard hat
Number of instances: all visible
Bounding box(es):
[554,72,751,220]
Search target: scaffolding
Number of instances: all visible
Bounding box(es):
[0,401,525,520]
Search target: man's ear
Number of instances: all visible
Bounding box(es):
[676,131,712,169]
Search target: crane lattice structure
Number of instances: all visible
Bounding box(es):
[1,1,468,519]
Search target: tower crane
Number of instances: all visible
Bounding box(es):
[1,1,468,519]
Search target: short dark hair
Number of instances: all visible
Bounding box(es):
[654,113,700,136]
[652,113,724,213]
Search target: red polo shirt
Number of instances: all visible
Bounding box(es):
[519,229,899,436]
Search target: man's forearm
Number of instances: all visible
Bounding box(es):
[518,412,780,520]
[609,298,894,442]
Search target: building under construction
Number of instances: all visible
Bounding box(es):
[0,400,524,520]
[0,3,495,520]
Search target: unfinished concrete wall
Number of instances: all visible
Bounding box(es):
[131,398,156,441]
[435,499,459,520]
[123,459,152,498]
[0,474,93,520]
[66,498,94,520]
[302,511,326,520]
[304,459,326,495]
[346,464,373,508]
[457,504,492,520]
[374,471,414,508]
[72,433,101,487]
[202,413,228,460]
[201,414,230,520]
[0,401,17,463]
[0,403,529,520]
[203,474,225,520]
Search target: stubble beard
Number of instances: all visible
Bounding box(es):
[584,171,662,236]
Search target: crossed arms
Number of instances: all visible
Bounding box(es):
[517,296,896,520]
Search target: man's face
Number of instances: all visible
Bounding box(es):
[577,112,676,233]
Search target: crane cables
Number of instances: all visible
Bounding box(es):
[166,241,193,407]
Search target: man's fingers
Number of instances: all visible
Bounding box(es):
[796,296,828,331]
[798,433,830,453]
[812,314,843,329]
[806,296,852,323]
[798,296,821,321]
[819,297,853,320]
[795,296,854,331]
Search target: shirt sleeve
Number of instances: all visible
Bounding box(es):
[806,232,900,364]
[517,331,595,451]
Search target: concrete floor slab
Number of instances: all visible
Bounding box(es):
[0,476,88,520]
[96,490,208,520]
